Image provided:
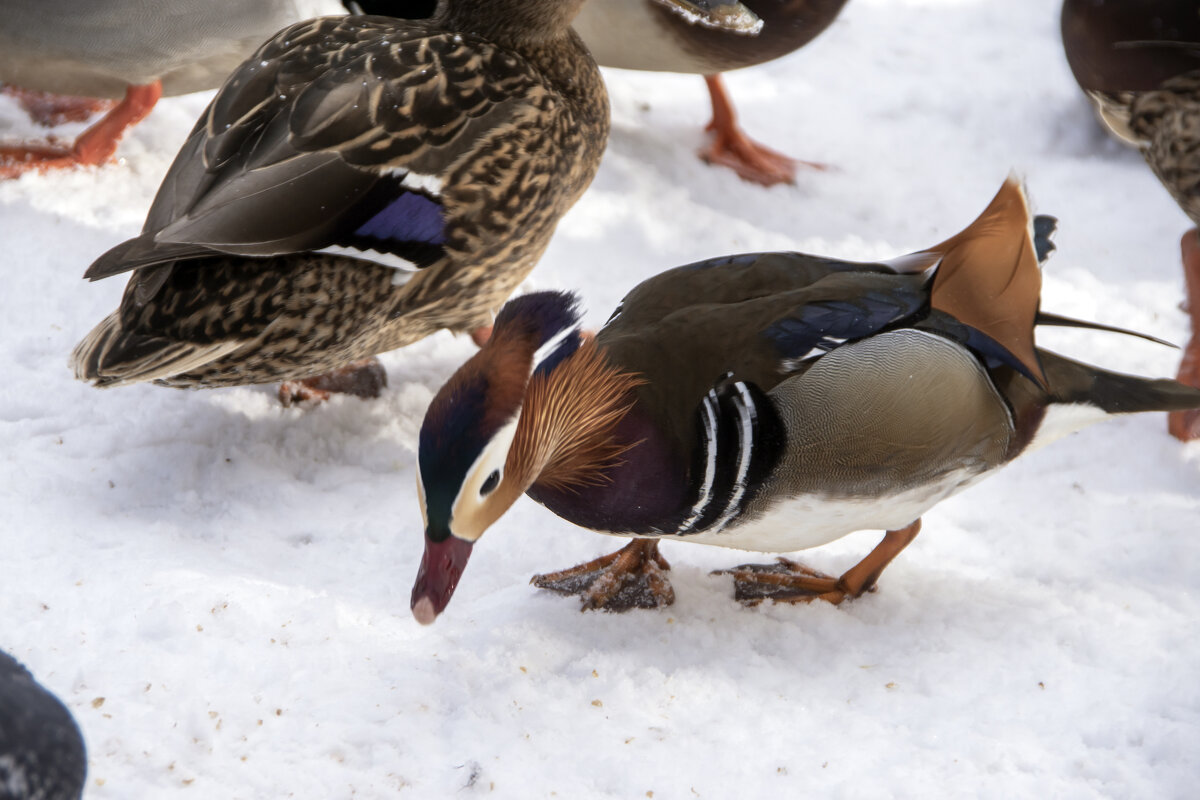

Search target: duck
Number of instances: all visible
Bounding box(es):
[1061,0,1200,440]
[571,0,850,186]
[70,0,620,404]
[0,0,338,179]
[0,650,86,800]
[410,177,1200,623]
[344,0,846,187]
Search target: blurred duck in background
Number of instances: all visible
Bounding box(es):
[345,0,849,187]
[0,0,338,178]
[1061,0,1200,440]
[572,0,850,186]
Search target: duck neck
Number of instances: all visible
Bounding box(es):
[446,0,587,48]
[506,339,644,495]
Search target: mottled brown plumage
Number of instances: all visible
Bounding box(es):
[72,5,609,390]
[1126,72,1200,225]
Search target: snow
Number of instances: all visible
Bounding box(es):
[2,0,1199,797]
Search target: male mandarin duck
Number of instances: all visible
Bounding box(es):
[69,0,630,404]
[410,177,1200,623]
[0,0,337,179]
[0,650,86,800]
[1061,0,1200,440]
[572,0,850,186]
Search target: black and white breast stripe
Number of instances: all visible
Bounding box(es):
[675,377,785,536]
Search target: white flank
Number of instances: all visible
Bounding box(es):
[685,467,987,554]
[1026,403,1112,454]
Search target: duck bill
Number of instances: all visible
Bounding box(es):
[411,533,475,625]
[651,0,763,35]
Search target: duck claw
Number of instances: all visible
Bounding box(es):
[714,559,847,605]
[531,539,674,612]
[278,357,388,406]
[716,520,922,607]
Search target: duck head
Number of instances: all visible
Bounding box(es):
[411,292,585,625]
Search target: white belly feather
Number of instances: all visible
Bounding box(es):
[674,466,987,553]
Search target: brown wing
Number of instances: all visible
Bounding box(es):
[85,16,541,279]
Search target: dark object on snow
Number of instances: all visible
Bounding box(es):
[0,651,86,800]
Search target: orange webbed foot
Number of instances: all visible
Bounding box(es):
[699,74,827,188]
[3,86,117,127]
[0,81,160,179]
[715,520,922,607]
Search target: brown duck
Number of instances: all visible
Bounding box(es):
[1061,0,1200,440]
[71,0,618,403]
[410,177,1200,622]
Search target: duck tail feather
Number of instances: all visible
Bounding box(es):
[1035,312,1177,348]
[70,313,240,387]
[1042,350,1200,414]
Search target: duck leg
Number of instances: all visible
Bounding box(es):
[716,520,921,606]
[531,539,675,611]
[699,74,824,187]
[1169,228,1200,441]
[0,81,161,179]
[278,357,389,406]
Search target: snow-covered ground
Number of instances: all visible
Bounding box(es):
[2,0,1198,797]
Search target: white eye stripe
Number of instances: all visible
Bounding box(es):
[449,414,520,536]
[532,325,580,373]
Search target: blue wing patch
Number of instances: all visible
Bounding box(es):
[765,288,927,365]
[338,175,447,267]
[355,191,446,246]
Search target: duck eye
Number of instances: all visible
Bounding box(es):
[480,470,501,496]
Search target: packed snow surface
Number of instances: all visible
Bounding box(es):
[2,1,1198,797]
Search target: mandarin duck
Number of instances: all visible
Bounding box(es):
[571,0,850,186]
[410,177,1200,623]
[0,651,86,800]
[1061,0,1200,440]
[0,0,337,179]
[70,0,620,404]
